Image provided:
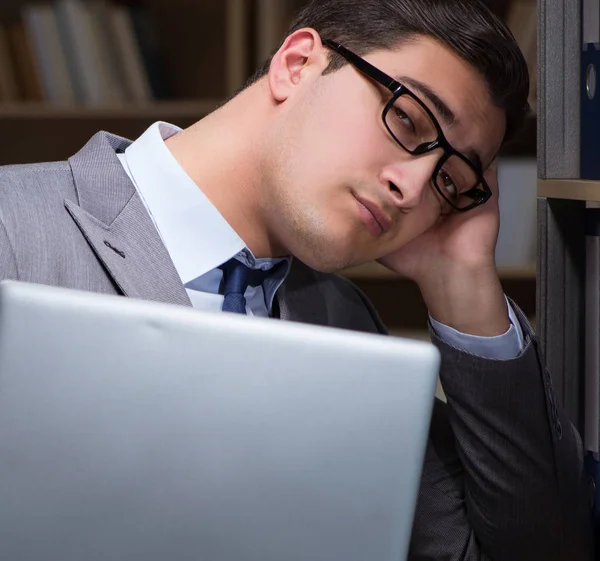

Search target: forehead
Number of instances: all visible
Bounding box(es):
[360,37,506,168]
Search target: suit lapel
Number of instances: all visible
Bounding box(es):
[65,131,191,307]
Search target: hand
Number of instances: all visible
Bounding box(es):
[378,161,510,336]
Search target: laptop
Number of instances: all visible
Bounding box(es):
[0,280,439,561]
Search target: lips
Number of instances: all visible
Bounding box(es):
[354,195,393,236]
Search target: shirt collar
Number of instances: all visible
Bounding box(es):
[122,121,291,285]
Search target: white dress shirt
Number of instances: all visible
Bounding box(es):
[118,121,524,358]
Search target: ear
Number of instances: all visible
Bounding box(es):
[267,28,328,102]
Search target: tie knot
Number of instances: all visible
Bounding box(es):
[219,259,270,297]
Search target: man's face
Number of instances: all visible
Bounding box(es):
[264,35,506,272]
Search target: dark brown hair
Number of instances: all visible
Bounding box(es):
[244,0,530,143]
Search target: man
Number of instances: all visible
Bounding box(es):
[0,0,593,558]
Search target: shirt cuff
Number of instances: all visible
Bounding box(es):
[429,296,525,360]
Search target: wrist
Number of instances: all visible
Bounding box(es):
[418,262,510,337]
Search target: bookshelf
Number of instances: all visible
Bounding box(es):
[538,179,600,203]
[0,0,538,327]
[0,100,219,165]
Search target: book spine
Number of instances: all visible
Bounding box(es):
[86,1,127,104]
[109,4,153,103]
[54,0,109,105]
[0,22,20,102]
[7,21,44,102]
[128,4,170,99]
[23,4,76,105]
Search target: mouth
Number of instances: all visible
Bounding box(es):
[354,194,393,237]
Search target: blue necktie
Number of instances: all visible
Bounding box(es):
[219,259,271,314]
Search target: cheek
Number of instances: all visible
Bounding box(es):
[302,90,386,172]
[277,82,391,191]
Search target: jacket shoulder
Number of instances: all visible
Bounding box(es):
[0,160,77,232]
[0,161,85,281]
[0,160,76,202]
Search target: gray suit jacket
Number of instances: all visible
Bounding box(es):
[0,131,593,560]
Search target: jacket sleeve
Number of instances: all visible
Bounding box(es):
[329,276,592,559]
[434,302,593,560]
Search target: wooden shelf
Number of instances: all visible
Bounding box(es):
[0,100,221,119]
[538,179,600,202]
[497,264,537,279]
[0,101,219,165]
[341,261,536,280]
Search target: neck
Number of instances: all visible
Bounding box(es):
[165,83,286,258]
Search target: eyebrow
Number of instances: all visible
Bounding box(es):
[465,149,483,172]
[397,76,457,126]
[396,75,484,170]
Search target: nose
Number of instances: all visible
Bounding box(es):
[380,152,440,210]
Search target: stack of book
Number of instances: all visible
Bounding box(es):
[0,0,170,106]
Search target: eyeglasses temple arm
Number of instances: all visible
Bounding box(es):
[322,39,402,94]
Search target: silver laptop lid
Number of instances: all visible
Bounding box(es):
[0,281,439,561]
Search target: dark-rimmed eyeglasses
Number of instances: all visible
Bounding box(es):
[323,39,491,212]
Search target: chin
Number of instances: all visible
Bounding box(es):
[275,206,366,272]
[302,259,347,274]
[289,242,359,274]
